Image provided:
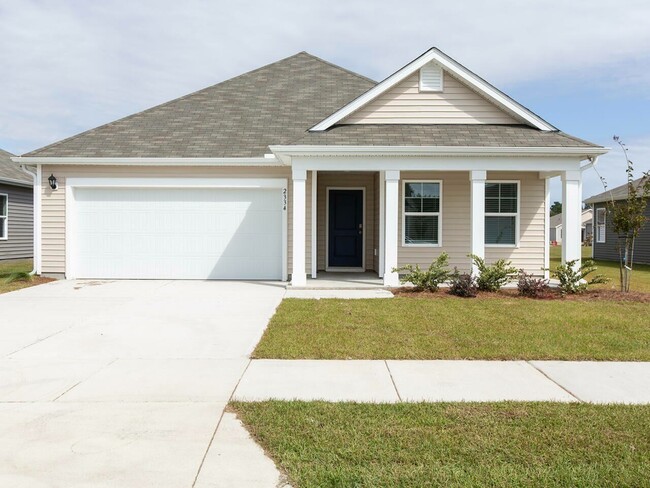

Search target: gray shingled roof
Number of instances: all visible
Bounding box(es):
[25,52,376,158]
[0,149,32,184]
[550,213,563,228]
[292,124,600,147]
[584,176,650,204]
[22,51,602,158]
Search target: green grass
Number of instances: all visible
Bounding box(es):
[253,297,650,360]
[550,246,650,293]
[232,401,650,488]
[0,259,51,294]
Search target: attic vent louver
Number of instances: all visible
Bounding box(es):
[419,63,443,92]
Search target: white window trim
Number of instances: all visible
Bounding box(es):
[402,180,442,247]
[485,180,520,248]
[596,207,606,243]
[0,193,8,240]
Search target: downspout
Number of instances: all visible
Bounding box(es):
[19,162,40,275]
[580,155,599,173]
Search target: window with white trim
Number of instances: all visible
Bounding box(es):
[0,194,7,240]
[596,207,606,243]
[403,181,441,245]
[485,182,518,245]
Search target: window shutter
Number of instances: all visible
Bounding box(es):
[419,63,443,92]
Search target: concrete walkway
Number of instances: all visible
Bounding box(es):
[234,359,650,404]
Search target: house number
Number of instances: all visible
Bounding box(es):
[282,188,287,210]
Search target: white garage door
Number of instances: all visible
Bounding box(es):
[71,186,284,279]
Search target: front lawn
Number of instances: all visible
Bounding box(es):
[232,401,650,488]
[550,246,650,293]
[253,297,650,360]
[0,259,53,294]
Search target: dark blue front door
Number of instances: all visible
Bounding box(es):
[328,189,363,268]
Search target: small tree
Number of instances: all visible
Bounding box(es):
[599,136,650,292]
[550,201,562,216]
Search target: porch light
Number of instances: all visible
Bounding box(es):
[48,174,58,190]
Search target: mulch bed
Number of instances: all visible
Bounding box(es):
[391,287,650,303]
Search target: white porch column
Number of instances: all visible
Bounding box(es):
[383,170,400,286]
[561,170,582,269]
[378,170,385,278]
[469,170,486,276]
[311,170,317,279]
[291,168,307,286]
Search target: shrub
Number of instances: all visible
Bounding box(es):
[551,259,609,295]
[517,269,549,298]
[448,269,478,297]
[469,254,517,292]
[393,253,450,291]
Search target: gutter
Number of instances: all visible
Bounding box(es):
[19,164,40,276]
[580,155,599,172]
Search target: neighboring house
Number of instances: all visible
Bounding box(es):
[550,208,593,244]
[13,48,607,284]
[0,149,33,260]
[584,177,650,264]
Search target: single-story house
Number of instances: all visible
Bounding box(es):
[0,148,33,260]
[550,208,593,244]
[12,48,607,285]
[584,177,650,264]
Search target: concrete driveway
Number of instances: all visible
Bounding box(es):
[0,279,287,487]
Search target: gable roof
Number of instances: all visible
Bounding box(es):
[0,149,32,185]
[550,208,593,228]
[23,52,376,158]
[584,176,650,204]
[310,47,556,132]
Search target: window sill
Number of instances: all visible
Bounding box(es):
[485,244,518,248]
[402,243,442,248]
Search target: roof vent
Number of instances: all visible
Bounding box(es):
[419,63,443,92]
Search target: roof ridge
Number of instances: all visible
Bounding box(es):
[298,51,377,85]
[24,52,319,157]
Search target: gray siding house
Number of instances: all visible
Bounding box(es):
[584,177,650,265]
[0,149,34,260]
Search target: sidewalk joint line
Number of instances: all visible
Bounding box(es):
[191,357,253,487]
[526,361,584,403]
[384,360,402,402]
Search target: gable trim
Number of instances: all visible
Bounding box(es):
[310,48,556,132]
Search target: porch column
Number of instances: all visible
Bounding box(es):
[383,170,400,286]
[291,168,307,286]
[561,170,582,269]
[469,170,486,276]
[311,170,317,278]
[378,171,385,278]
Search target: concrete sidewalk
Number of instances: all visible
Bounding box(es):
[234,360,650,404]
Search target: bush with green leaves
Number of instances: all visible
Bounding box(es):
[393,252,450,291]
[448,269,478,297]
[516,269,549,298]
[469,254,517,292]
[551,259,608,295]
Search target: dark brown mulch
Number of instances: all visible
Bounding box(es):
[391,287,650,303]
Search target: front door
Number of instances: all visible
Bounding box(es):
[328,189,363,268]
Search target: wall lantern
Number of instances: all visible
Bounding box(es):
[48,174,58,190]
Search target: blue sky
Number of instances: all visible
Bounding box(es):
[1,0,649,202]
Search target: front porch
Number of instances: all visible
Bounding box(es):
[289,166,586,287]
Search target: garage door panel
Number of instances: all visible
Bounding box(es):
[72,187,283,280]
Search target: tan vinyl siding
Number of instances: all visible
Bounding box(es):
[397,171,545,275]
[398,172,471,271]
[484,172,545,274]
[0,183,33,260]
[317,172,376,271]
[40,165,298,276]
[343,71,519,125]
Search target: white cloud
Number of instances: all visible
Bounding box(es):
[1,0,649,152]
